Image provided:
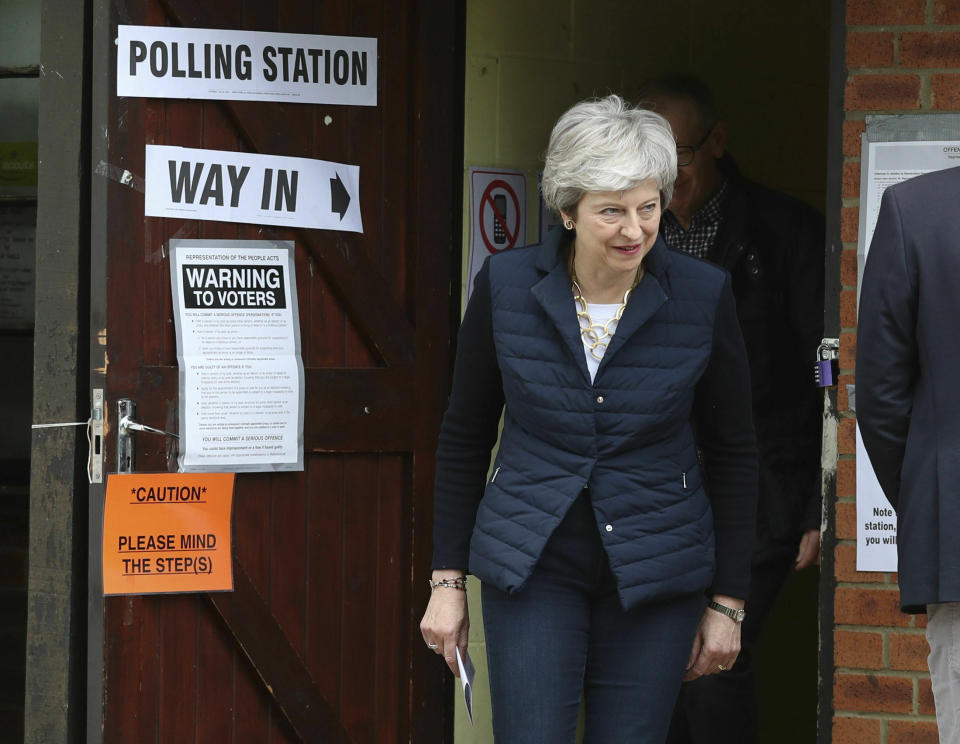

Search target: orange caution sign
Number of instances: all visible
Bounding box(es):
[103,473,234,596]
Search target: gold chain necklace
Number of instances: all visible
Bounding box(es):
[569,255,644,361]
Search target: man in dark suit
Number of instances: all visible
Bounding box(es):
[857,165,960,743]
[638,76,825,744]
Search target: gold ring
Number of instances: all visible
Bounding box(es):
[718,664,727,672]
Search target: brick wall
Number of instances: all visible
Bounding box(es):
[834,1,959,740]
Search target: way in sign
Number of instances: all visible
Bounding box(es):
[145,144,363,233]
[168,162,297,212]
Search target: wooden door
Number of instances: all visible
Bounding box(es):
[90,1,460,741]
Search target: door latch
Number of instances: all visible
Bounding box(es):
[117,398,179,473]
[90,388,104,483]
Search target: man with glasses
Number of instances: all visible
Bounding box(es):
[639,77,825,744]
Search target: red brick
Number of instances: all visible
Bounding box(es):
[901,32,960,68]
[843,161,862,200]
[835,629,884,669]
[834,672,914,713]
[842,206,860,243]
[844,120,867,158]
[889,719,940,743]
[914,613,929,629]
[839,417,856,455]
[835,586,909,627]
[838,457,856,498]
[846,74,922,111]
[919,677,936,715]
[840,331,857,370]
[890,632,930,671]
[848,0,926,25]
[842,249,858,288]
[833,715,883,743]
[847,32,896,68]
[935,0,960,24]
[836,544,886,583]
[837,502,857,540]
[931,74,960,110]
[841,288,858,328]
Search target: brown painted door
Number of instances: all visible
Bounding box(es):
[92,1,459,741]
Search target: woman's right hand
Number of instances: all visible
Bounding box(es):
[419,570,470,677]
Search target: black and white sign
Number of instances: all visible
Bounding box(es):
[117,25,377,106]
[170,239,305,472]
[145,145,362,233]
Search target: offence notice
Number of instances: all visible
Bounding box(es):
[855,139,960,572]
[103,472,234,595]
[170,239,305,472]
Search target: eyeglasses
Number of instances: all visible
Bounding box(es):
[676,122,717,167]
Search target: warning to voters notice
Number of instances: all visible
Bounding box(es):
[170,239,304,472]
[102,473,234,595]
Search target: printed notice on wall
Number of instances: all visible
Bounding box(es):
[102,472,234,595]
[855,138,960,572]
[466,168,527,304]
[117,25,376,106]
[170,239,304,472]
[0,205,35,330]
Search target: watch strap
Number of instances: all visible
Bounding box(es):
[707,600,745,623]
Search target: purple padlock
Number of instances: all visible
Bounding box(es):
[815,358,838,387]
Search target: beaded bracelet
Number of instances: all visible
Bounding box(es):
[428,576,467,591]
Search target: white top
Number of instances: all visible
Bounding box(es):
[580,302,621,382]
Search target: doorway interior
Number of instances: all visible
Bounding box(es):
[455,1,829,741]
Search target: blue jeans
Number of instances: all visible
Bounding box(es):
[666,542,797,743]
[481,493,703,743]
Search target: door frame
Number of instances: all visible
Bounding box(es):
[24,0,92,742]
[818,0,846,740]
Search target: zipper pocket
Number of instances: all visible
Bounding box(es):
[491,466,501,483]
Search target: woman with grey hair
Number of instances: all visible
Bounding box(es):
[420,94,758,742]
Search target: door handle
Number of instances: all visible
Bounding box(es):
[117,398,179,473]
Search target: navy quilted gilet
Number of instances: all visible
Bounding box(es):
[466,231,748,610]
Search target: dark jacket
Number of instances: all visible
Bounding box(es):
[857,166,960,612]
[432,230,759,610]
[702,165,825,551]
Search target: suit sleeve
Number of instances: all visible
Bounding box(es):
[431,259,505,570]
[694,274,760,599]
[855,186,919,511]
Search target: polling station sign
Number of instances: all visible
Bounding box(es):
[103,473,235,596]
[144,144,363,233]
[117,25,376,106]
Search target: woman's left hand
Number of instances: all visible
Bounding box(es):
[683,594,743,681]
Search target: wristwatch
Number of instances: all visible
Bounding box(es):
[707,600,746,623]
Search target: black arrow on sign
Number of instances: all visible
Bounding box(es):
[330,172,350,221]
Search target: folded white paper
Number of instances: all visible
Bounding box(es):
[456,646,476,726]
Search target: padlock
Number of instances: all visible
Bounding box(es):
[815,358,838,387]
[815,339,840,388]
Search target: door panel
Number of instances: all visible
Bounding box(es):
[94,0,458,740]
